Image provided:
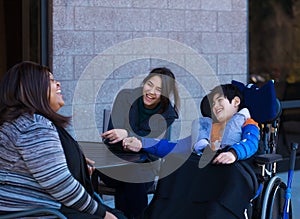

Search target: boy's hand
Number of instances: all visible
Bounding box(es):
[122,137,142,152]
[212,150,237,164]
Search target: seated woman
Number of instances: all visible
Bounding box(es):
[100,67,180,219]
[0,61,125,219]
[124,83,260,219]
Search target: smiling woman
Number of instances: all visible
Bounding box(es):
[101,67,180,144]
[0,61,125,219]
[99,67,180,218]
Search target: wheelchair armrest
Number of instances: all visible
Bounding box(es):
[254,153,282,165]
[0,208,67,219]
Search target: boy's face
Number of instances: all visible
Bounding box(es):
[212,93,240,123]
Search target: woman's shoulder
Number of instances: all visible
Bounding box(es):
[33,114,56,128]
[162,102,179,119]
[15,113,56,132]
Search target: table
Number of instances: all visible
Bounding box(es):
[79,141,159,183]
[78,141,146,169]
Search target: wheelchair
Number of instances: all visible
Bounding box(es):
[234,79,298,219]
[144,80,298,219]
[232,81,298,219]
[0,208,67,219]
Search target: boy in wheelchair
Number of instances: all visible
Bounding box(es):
[123,81,295,218]
[192,83,259,167]
[122,83,260,218]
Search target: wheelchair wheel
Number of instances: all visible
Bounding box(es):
[260,176,292,219]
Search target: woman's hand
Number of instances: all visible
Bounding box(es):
[85,157,95,176]
[104,211,117,219]
[212,150,237,164]
[101,129,128,144]
[122,137,142,152]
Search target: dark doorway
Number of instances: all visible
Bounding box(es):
[0,0,49,80]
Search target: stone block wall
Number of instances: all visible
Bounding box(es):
[52,0,248,141]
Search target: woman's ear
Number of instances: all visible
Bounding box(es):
[233,96,241,108]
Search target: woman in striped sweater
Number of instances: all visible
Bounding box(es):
[0,61,122,219]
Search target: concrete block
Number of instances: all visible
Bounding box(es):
[53,55,74,80]
[218,11,247,32]
[168,0,185,9]
[53,31,94,55]
[132,0,168,8]
[202,33,232,53]
[115,9,151,31]
[92,0,132,7]
[218,54,247,75]
[186,11,217,32]
[201,0,232,11]
[232,33,247,53]
[95,32,132,54]
[74,55,95,79]
[151,9,185,31]
[185,0,202,10]
[75,7,116,31]
[232,0,247,11]
[53,6,74,30]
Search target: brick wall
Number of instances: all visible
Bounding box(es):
[52,0,248,141]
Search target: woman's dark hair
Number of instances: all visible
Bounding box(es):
[0,61,70,127]
[142,67,180,114]
[207,84,244,111]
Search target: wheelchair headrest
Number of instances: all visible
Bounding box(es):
[232,80,281,123]
[200,80,281,123]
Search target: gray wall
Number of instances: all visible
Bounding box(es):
[52,0,248,141]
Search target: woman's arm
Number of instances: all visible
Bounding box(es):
[19,121,106,217]
[123,137,176,157]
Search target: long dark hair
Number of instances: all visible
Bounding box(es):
[142,67,180,114]
[0,61,70,127]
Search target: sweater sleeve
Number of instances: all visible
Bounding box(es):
[228,118,260,160]
[141,138,176,157]
[17,119,106,217]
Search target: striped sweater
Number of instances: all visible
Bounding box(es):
[0,114,105,216]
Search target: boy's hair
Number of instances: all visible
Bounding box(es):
[208,84,244,111]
